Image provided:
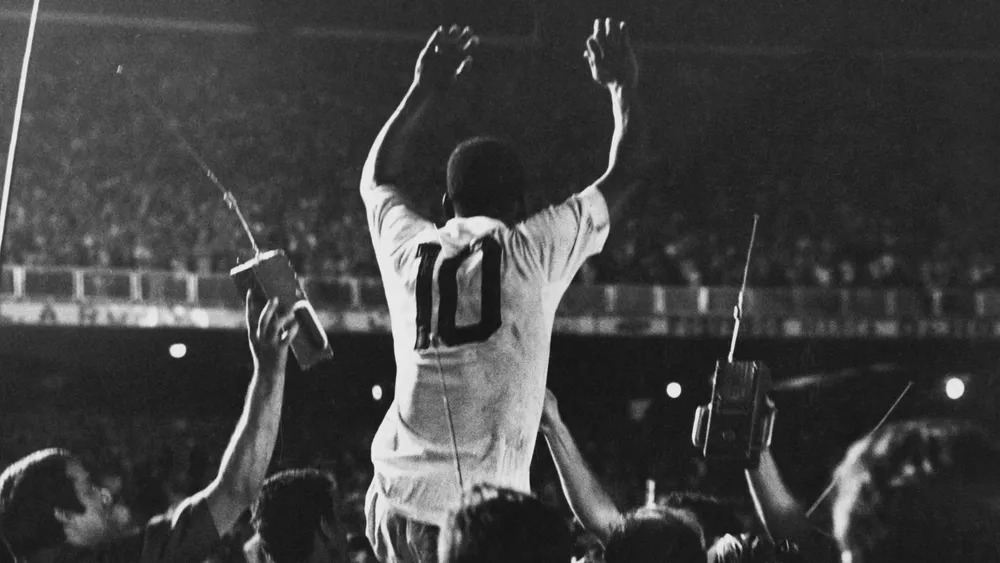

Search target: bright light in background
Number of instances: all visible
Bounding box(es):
[666,382,682,399]
[371,384,384,402]
[945,377,965,400]
[169,343,187,359]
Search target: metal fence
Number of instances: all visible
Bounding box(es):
[1,265,996,318]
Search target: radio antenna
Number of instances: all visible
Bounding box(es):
[728,214,760,363]
[115,65,260,257]
[805,380,913,517]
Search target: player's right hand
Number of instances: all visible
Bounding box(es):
[584,19,638,89]
[246,292,299,372]
[414,25,479,91]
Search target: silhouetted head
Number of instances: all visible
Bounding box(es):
[604,506,707,563]
[445,137,526,223]
[832,419,1000,563]
[0,449,115,557]
[251,469,348,563]
[439,484,570,563]
[663,491,744,544]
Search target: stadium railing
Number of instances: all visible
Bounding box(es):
[0,264,994,319]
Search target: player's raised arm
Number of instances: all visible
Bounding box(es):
[586,18,642,217]
[360,25,478,195]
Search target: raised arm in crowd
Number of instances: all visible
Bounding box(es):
[0,294,299,563]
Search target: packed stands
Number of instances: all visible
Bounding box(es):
[2,23,1000,288]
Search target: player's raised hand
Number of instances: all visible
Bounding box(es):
[584,18,638,89]
[414,24,479,90]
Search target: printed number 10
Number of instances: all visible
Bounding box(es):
[414,239,502,350]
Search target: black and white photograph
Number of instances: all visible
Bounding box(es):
[1,1,999,562]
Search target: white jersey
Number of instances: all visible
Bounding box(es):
[361,181,609,525]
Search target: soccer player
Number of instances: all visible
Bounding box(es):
[360,19,641,562]
[0,295,298,563]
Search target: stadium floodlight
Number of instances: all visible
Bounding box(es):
[169,343,187,359]
[945,377,965,400]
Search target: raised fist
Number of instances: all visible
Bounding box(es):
[584,19,638,89]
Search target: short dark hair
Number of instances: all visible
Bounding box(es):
[0,449,84,557]
[446,137,525,220]
[441,484,570,563]
[833,419,1000,562]
[251,469,339,563]
[604,506,707,563]
[663,491,744,543]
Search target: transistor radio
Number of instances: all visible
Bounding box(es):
[231,250,333,370]
[117,67,334,370]
[692,360,775,468]
[691,215,774,468]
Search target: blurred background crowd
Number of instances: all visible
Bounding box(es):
[2,22,1000,289]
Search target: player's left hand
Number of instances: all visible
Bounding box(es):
[585,18,638,89]
[413,25,479,90]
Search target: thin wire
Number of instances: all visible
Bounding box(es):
[433,341,465,494]
[728,214,760,363]
[0,0,42,266]
[805,380,914,517]
[115,66,260,256]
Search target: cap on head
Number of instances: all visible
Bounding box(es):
[446,137,525,221]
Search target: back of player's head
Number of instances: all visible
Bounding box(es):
[604,506,707,563]
[251,469,341,563]
[663,491,744,544]
[439,484,571,563]
[445,137,525,221]
[832,418,1000,563]
[0,448,84,557]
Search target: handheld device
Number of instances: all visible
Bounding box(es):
[231,250,333,370]
[692,360,775,468]
[691,215,775,468]
[118,66,333,369]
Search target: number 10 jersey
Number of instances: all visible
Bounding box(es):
[362,182,610,526]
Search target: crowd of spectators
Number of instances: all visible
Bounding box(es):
[3,25,1000,291]
[2,376,998,562]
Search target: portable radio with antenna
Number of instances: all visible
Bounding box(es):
[117,65,333,370]
[230,250,333,370]
[691,215,776,469]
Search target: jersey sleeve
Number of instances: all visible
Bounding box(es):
[514,185,610,285]
[74,496,220,563]
[137,496,220,563]
[361,182,435,275]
